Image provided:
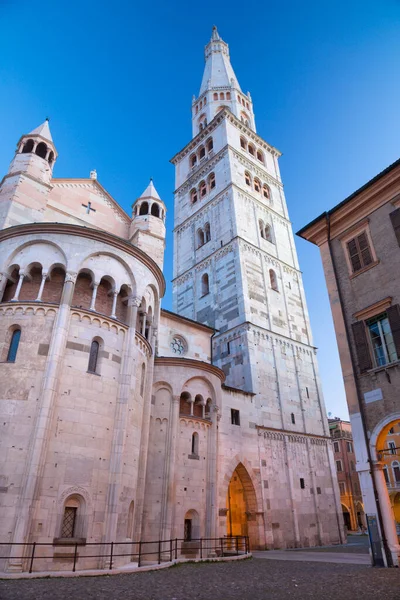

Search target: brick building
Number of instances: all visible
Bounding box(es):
[298,158,400,566]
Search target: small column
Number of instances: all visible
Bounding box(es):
[110,290,118,319]
[89,282,99,311]
[189,397,194,416]
[35,272,48,302]
[373,461,399,566]
[141,312,147,337]
[200,398,206,419]
[147,317,153,342]
[11,271,25,301]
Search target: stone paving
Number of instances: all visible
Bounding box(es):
[1,557,400,600]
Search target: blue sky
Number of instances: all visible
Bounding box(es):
[1,0,399,419]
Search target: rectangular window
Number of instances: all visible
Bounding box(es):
[227,341,231,355]
[339,481,346,495]
[383,468,389,484]
[231,409,240,426]
[336,460,343,472]
[346,231,373,273]
[388,441,397,455]
[61,507,77,538]
[347,441,353,453]
[389,428,394,434]
[367,313,398,367]
[334,441,339,453]
[300,478,305,489]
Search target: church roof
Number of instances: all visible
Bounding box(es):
[199,26,241,96]
[28,119,53,143]
[137,179,162,201]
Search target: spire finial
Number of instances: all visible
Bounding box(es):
[45,116,49,122]
[211,25,220,41]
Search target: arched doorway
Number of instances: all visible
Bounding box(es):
[226,463,259,548]
[341,504,351,531]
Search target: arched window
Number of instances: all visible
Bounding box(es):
[220,92,225,100]
[259,220,265,239]
[393,462,400,483]
[139,202,149,215]
[191,188,198,204]
[59,495,86,540]
[204,222,211,243]
[151,203,160,217]
[201,273,209,296]
[191,432,199,455]
[140,363,146,396]
[248,144,255,157]
[254,178,261,193]
[48,151,54,165]
[240,137,247,150]
[226,91,231,100]
[213,92,218,101]
[269,269,278,291]
[245,171,251,187]
[199,146,206,160]
[206,138,213,152]
[264,224,272,242]
[204,97,207,104]
[199,181,207,198]
[195,105,199,114]
[263,184,270,200]
[88,340,100,373]
[246,102,250,109]
[199,123,203,131]
[237,94,241,102]
[7,328,21,362]
[257,150,264,163]
[22,139,34,154]
[35,142,47,159]
[197,228,205,248]
[190,154,197,167]
[208,172,216,190]
[180,391,191,416]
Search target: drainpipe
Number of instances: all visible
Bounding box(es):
[325,213,393,567]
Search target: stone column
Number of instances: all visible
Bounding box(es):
[103,296,141,558]
[89,282,99,311]
[161,394,181,541]
[141,312,147,337]
[110,291,118,319]
[7,272,76,572]
[189,397,194,416]
[205,404,219,545]
[35,272,48,302]
[0,272,8,302]
[372,461,399,567]
[11,271,25,301]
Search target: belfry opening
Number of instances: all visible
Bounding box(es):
[226,463,259,548]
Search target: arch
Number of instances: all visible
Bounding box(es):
[2,267,20,302]
[205,397,212,418]
[213,92,218,101]
[194,394,204,418]
[87,337,102,374]
[199,180,207,198]
[6,326,21,362]
[190,153,197,168]
[264,223,273,242]
[219,92,225,100]
[392,461,400,484]
[257,149,264,163]
[197,228,205,249]
[248,143,255,157]
[370,413,400,461]
[216,105,228,113]
[180,391,192,416]
[226,462,260,549]
[20,262,43,301]
[204,222,211,243]
[253,178,261,193]
[244,171,252,187]
[198,145,206,160]
[206,137,213,152]
[240,136,247,150]
[35,142,47,159]
[262,184,270,200]
[43,263,66,304]
[22,139,34,154]
[226,91,231,100]
[269,269,278,291]
[139,202,149,216]
[259,219,265,239]
[191,432,199,455]
[201,273,209,296]
[208,172,216,190]
[48,151,55,165]
[341,503,351,530]
[184,509,200,541]
[72,271,94,310]
[3,240,67,276]
[115,283,129,323]
[191,188,198,204]
[151,203,160,217]
[59,493,87,540]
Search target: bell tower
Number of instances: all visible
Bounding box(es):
[0,119,57,230]
[130,179,166,270]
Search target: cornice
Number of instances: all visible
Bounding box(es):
[161,308,216,333]
[0,170,53,190]
[0,222,166,297]
[172,239,236,284]
[155,356,226,382]
[257,425,330,443]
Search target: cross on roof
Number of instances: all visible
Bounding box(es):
[82,201,96,214]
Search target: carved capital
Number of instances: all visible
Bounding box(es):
[130,296,142,308]
[65,272,77,284]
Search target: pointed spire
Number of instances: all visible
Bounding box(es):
[199,27,241,95]
[28,118,53,143]
[138,178,161,201]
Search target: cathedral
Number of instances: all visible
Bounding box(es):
[0,28,344,572]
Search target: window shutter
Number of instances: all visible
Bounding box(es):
[387,304,400,358]
[357,232,373,266]
[390,208,400,247]
[347,238,361,272]
[351,321,372,372]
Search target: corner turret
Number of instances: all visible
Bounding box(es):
[130,179,166,269]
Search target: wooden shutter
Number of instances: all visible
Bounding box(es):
[387,304,400,358]
[357,232,373,266]
[351,321,373,372]
[390,208,400,247]
[347,238,361,272]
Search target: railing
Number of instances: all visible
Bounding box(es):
[0,536,249,574]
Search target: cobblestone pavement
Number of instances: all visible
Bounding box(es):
[289,534,370,554]
[1,558,400,600]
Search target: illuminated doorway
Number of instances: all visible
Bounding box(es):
[226,463,259,548]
